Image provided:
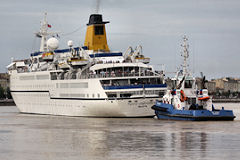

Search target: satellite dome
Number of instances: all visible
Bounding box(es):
[68,40,73,47]
[47,37,59,51]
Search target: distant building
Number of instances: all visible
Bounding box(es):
[215,77,239,93]
[165,76,239,95]
[238,81,240,92]
[195,77,202,89]
[206,81,216,94]
[215,78,225,90]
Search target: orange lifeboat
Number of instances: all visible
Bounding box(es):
[198,96,210,101]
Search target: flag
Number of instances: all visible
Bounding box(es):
[47,24,52,28]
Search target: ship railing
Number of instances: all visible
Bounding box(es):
[79,71,157,79]
[102,84,167,90]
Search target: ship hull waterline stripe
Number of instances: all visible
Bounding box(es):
[10,90,160,100]
[18,111,155,118]
[11,90,49,93]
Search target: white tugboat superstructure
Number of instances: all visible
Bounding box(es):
[7,13,167,117]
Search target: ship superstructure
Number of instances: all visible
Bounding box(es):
[7,13,167,117]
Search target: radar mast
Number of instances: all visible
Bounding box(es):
[35,12,59,52]
[181,35,189,76]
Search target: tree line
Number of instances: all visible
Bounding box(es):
[0,86,12,99]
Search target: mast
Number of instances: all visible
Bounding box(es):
[95,0,100,14]
[181,35,189,76]
[36,12,58,52]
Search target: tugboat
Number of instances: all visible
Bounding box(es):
[152,36,235,121]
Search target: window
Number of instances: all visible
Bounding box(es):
[39,57,44,62]
[50,73,57,80]
[120,93,132,98]
[112,79,128,86]
[158,91,165,97]
[59,82,88,88]
[36,74,49,80]
[185,80,193,88]
[107,94,117,98]
[95,26,104,35]
[101,80,110,86]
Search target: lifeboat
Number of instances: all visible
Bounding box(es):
[135,56,150,64]
[58,62,70,69]
[198,96,210,101]
[42,52,54,61]
[68,57,89,66]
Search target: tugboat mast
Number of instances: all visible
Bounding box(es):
[181,35,189,76]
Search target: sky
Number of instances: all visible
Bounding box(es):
[1,0,240,79]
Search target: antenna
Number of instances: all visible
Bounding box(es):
[39,12,48,52]
[35,12,60,52]
[95,0,101,13]
[181,35,189,76]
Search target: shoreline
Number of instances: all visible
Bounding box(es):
[0,99,15,106]
[212,99,240,103]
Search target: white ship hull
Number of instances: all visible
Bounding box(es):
[11,92,156,117]
[10,71,163,117]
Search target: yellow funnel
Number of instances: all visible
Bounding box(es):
[84,14,110,52]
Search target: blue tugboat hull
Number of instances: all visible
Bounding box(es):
[152,102,235,121]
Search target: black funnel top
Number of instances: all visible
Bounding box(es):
[87,14,109,26]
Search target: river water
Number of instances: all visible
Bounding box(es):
[1,104,240,160]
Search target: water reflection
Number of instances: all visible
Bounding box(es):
[180,132,207,151]
[1,106,240,160]
[178,132,207,159]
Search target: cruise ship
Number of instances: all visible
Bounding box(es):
[7,13,167,117]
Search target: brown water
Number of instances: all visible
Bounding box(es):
[1,105,240,160]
